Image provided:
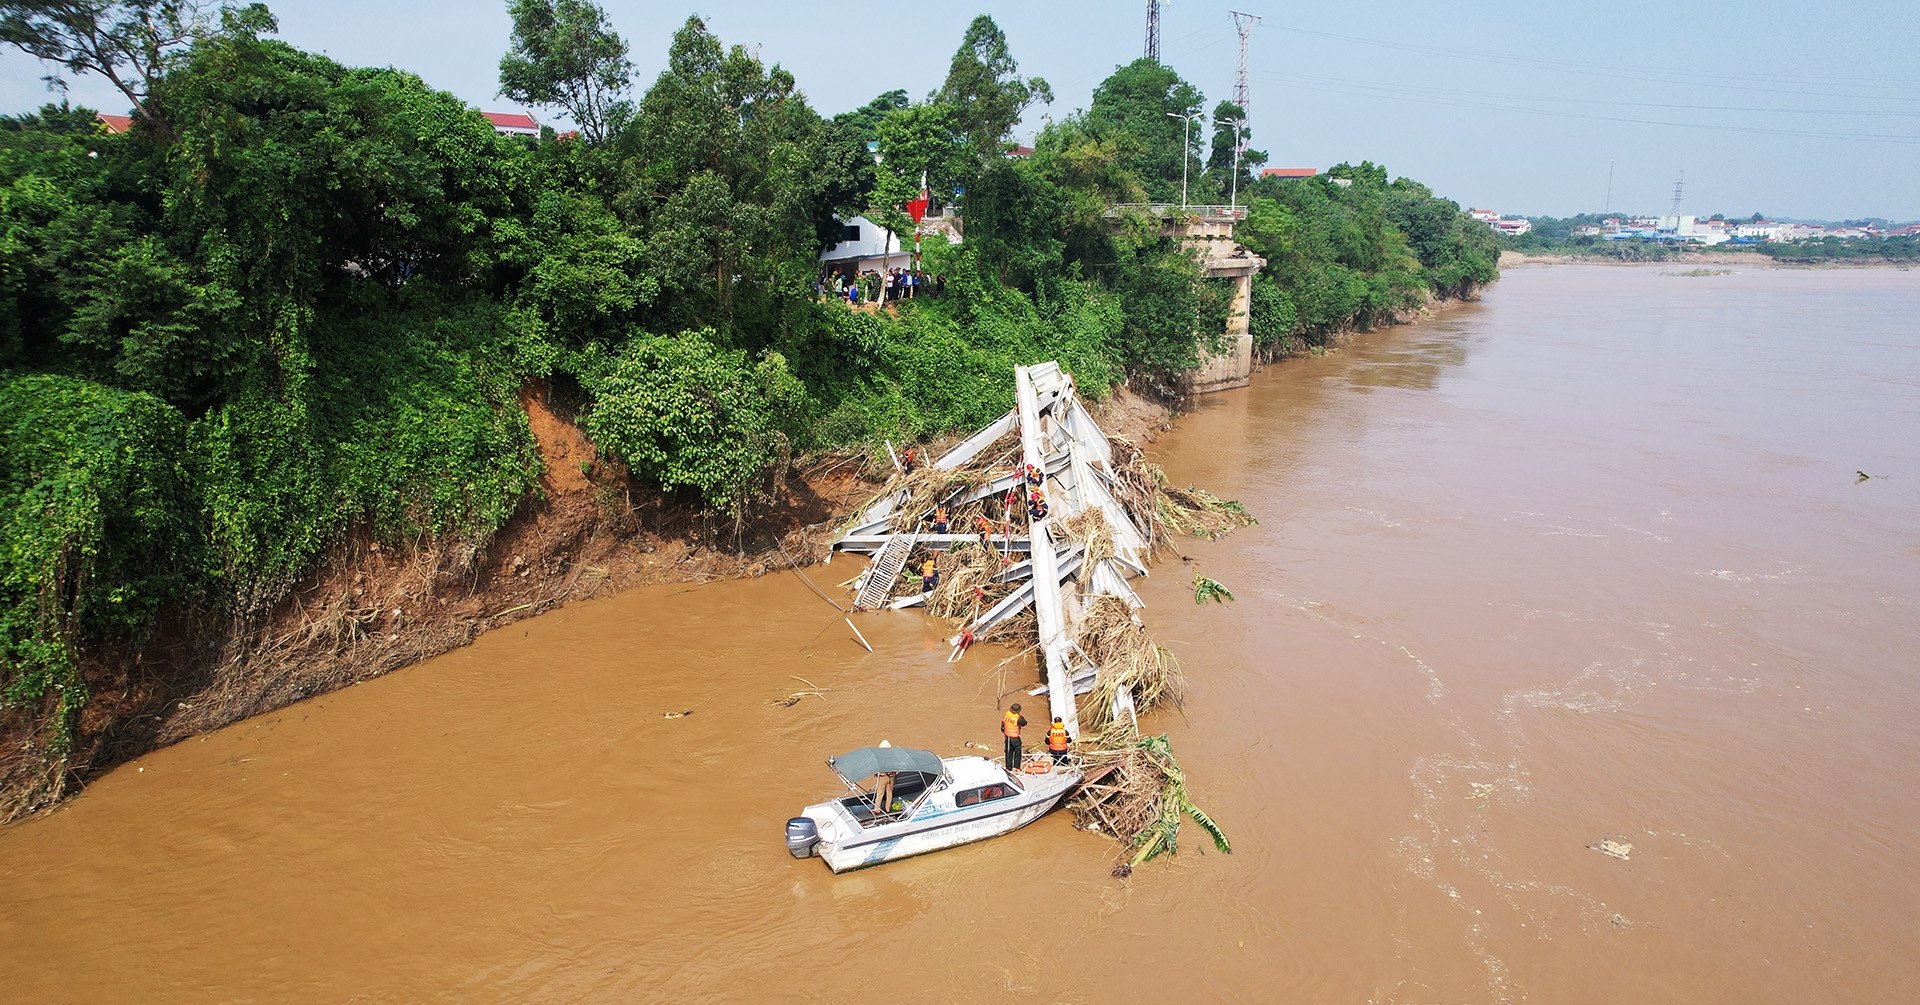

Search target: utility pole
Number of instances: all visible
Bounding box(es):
[1145,1,1162,62]
[1604,159,1614,215]
[1230,11,1259,123]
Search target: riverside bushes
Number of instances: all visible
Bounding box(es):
[1,375,195,746]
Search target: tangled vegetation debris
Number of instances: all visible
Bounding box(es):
[1192,574,1235,605]
[1071,734,1231,865]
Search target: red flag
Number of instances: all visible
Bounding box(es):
[906,195,929,224]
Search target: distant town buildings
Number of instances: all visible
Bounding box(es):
[1260,167,1318,179]
[1470,208,1532,236]
[1482,207,1903,245]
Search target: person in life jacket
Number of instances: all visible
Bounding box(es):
[921,557,938,593]
[1001,703,1028,771]
[932,504,949,534]
[901,447,915,475]
[1046,717,1072,764]
[1027,488,1049,521]
[1044,714,1075,764]
[1024,462,1043,486]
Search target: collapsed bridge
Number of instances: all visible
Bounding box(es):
[830,362,1158,735]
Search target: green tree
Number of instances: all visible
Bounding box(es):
[1204,100,1264,197]
[935,14,1051,166]
[0,1,275,134]
[1086,58,1204,203]
[617,16,835,340]
[833,88,908,141]
[869,101,968,242]
[498,0,632,144]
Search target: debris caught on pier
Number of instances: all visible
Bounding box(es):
[827,362,1250,860]
[1074,595,1184,735]
[1071,734,1230,865]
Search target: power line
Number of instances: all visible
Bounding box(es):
[1251,75,1920,144]
[1251,69,1920,117]
[1273,24,1920,104]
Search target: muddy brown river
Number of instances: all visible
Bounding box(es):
[3,265,1917,1002]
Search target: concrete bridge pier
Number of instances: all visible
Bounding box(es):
[1191,260,1258,394]
[1106,204,1270,393]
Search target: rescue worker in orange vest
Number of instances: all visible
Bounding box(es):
[921,557,938,592]
[1046,716,1072,764]
[1027,488,1049,521]
[932,504,949,534]
[1002,703,1028,771]
[902,447,915,475]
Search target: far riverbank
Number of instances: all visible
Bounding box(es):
[1501,249,1916,269]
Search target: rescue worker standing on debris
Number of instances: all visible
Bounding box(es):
[1002,703,1028,771]
[921,557,938,593]
[1046,716,1072,764]
[933,504,949,534]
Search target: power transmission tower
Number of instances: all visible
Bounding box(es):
[1145,1,1162,62]
[1230,10,1259,121]
[1669,170,1685,222]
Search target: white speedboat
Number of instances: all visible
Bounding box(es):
[785,745,1081,873]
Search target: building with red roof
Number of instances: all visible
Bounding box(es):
[1260,167,1318,179]
[482,111,539,137]
[95,113,133,134]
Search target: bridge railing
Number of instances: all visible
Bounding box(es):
[1106,203,1248,221]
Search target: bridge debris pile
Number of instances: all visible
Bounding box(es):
[828,362,1246,862]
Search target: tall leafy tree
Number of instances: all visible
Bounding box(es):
[1085,58,1204,203]
[618,15,834,339]
[935,14,1050,165]
[1204,99,1264,196]
[0,1,276,134]
[832,88,908,142]
[498,0,632,144]
[869,101,968,241]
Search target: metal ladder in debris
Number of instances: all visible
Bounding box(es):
[853,532,916,611]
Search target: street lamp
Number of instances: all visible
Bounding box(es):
[1165,110,1201,209]
[1229,118,1245,215]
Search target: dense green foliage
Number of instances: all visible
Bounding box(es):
[1235,163,1499,349]
[0,5,1492,755]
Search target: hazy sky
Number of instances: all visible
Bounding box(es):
[4,1,1916,220]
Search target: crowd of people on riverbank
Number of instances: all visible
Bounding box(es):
[815,267,945,306]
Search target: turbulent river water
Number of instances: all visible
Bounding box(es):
[3,265,1918,1003]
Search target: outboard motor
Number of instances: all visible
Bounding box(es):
[785,816,820,859]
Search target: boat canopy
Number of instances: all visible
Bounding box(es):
[829,746,943,783]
